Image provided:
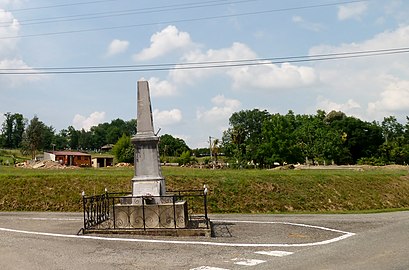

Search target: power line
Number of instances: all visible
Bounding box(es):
[0,0,255,26]
[0,0,368,39]
[1,46,408,75]
[3,46,407,71]
[6,0,118,12]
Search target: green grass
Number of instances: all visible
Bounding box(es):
[0,149,30,165]
[0,166,408,213]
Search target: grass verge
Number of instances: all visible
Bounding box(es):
[0,166,408,213]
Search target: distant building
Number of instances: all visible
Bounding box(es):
[101,144,114,152]
[44,151,91,167]
[92,156,114,168]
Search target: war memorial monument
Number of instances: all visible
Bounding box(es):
[81,81,210,236]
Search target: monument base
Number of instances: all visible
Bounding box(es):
[131,177,166,198]
[113,201,188,229]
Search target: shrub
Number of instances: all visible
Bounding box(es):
[112,135,134,163]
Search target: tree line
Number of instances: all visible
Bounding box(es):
[0,113,136,159]
[1,110,408,166]
[0,112,191,162]
[222,109,409,167]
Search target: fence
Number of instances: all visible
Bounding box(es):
[81,189,209,233]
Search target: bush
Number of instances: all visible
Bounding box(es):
[112,135,134,163]
[177,151,192,165]
[357,157,389,166]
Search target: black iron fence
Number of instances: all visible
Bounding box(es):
[81,189,209,233]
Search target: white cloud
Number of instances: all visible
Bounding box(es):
[0,59,44,87]
[169,42,318,90]
[169,42,257,85]
[0,1,23,7]
[228,62,318,90]
[72,111,106,131]
[309,24,409,120]
[197,95,241,133]
[292,16,325,32]
[169,42,253,84]
[0,9,20,57]
[0,9,45,88]
[133,25,194,61]
[316,96,361,113]
[338,2,368,21]
[153,109,182,127]
[146,77,178,97]
[106,39,129,56]
[368,80,409,114]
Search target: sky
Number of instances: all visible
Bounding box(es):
[1,0,409,148]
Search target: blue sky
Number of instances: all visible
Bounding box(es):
[1,0,409,148]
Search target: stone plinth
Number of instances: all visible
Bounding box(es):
[113,201,188,229]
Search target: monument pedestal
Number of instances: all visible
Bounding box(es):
[113,201,188,229]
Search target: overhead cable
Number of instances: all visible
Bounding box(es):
[1,46,408,75]
[0,0,368,39]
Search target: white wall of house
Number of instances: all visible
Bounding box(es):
[43,152,56,161]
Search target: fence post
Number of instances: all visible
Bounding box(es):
[113,195,116,229]
[173,195,177,229]
[142,196,146,230]
[203,186,209,229]
[82,191,86,229]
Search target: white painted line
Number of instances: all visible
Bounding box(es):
[232,258,266,266]
[0,219,355,247]
[190,267,230,270]
[213,219,353,235]
[255,250,294,257]
[15,217,82,221]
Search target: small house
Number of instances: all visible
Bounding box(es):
[92,156,114,168]
[44,151,92,167]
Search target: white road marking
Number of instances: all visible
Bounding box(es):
[14,217,82,221]
[190,267,230,270]
[0,219,355,247]
[255,250,294,257]
[213,219,353,235]
[232,258,266,266]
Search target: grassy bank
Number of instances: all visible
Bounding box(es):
[0,166,408,213]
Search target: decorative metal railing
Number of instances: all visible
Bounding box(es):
[81,188,209,233]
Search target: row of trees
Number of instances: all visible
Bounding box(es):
[1,110,408,166]
[222,109,409,166]
[0,113,191,163]
[0,113,137,159]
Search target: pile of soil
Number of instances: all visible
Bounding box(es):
[15,160,74,169]
[114,162,133,167]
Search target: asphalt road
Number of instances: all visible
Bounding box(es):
[0,211,408,270]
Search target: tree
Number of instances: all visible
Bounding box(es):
[67,126,79,149]
[112,134,134,163]
[211,138,220,162]
[21,116,54,159]
[158,134,190,157]
[260,111,303,166]
[54,129,69,150]
[293,112,343,164]
[380,116,406,164]
[0,112,26,148]
[224,109,270,163]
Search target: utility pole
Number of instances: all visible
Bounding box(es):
[208,136,213,161]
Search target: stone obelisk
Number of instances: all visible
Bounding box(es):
[131,81,166,198]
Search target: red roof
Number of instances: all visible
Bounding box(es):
[49,151,91,156]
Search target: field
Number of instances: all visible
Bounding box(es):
[0,166,408,213]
